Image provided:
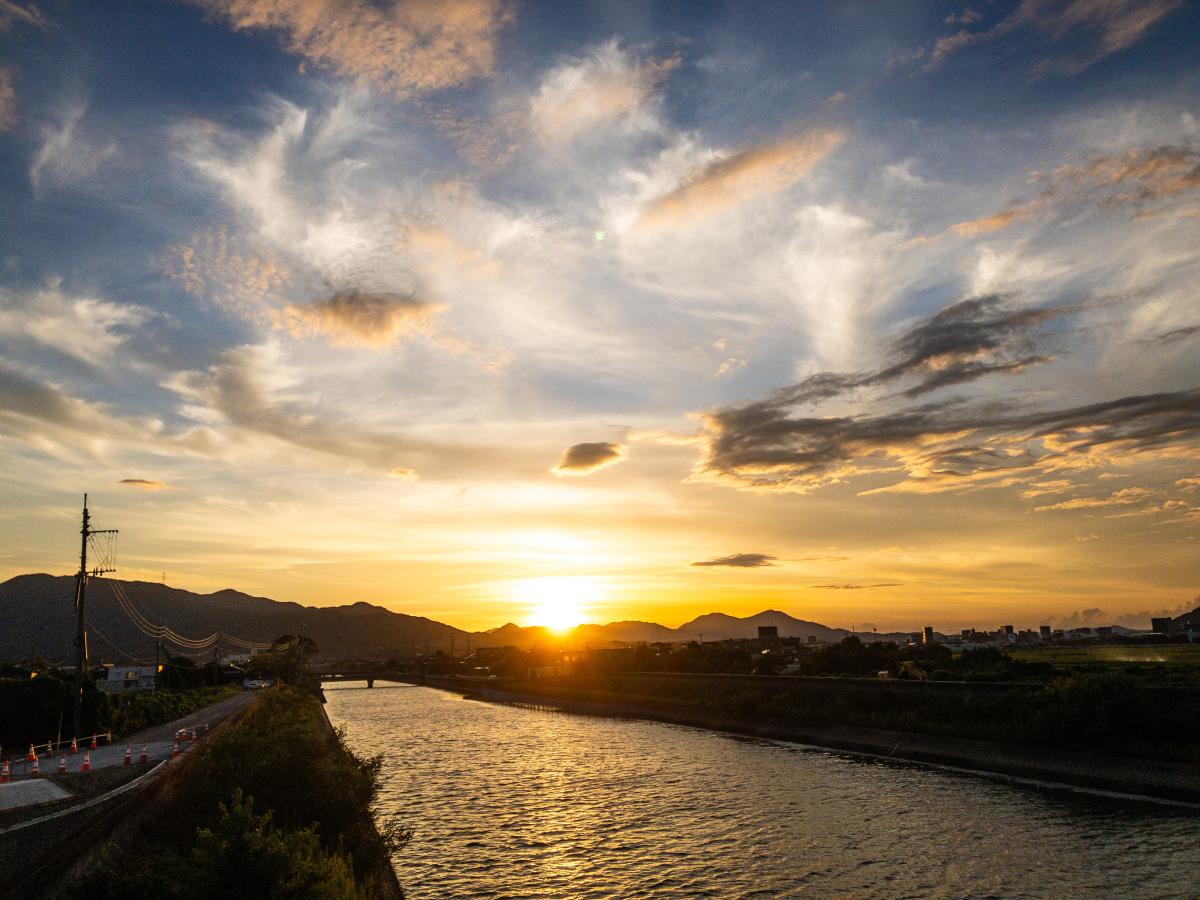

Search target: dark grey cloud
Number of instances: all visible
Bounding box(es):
[694,293,1200,494]
[736,295,1069,418]
[699,381,1200,493]
[691,553,776,568]
[553,441,625,476]
[282,289,430,346]
[1146,324,1200,345]
[878,294,1066,397]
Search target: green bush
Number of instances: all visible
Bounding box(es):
[75,689,407,899]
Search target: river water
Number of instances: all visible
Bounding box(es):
[325,682,1200,898]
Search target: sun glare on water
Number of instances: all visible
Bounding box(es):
[515,575,604,632]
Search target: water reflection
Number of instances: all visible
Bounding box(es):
[325,682,1199,899]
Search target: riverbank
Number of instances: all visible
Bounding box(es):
[419,674,1200,806]
[56,688,405,899]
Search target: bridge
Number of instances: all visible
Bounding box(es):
[318,672,500,691]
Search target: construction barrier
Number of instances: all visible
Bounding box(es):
[58,756,66,775]
[29,757,39,778]
[69,736,78,754]
[1,760,9,783]
[81,752,91,773]
[171,741,179,759]
[25,745,35,763]
[139,745,147,765]
[122,745,132,767]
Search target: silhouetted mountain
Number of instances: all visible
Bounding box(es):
[674,609,848,642]
[471,610,868,648]
[0,574,469,662]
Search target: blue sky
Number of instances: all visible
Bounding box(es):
[1,0,1198,632]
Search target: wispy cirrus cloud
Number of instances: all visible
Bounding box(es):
[691,552,776,568]
[118,478,171,491]
[811,583,901,590]
[532,41,679,145]
[927,0,1184,76]
[949,145,1200,237]
[1034,487,1152,511]
[189,0,513,98]
[29,102,117,196]
[634,128,845,231]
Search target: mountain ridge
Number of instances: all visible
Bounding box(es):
[0,574,1167,662]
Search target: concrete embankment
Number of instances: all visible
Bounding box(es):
[418,676,1200,806]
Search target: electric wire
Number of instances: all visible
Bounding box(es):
[101,578,273,653]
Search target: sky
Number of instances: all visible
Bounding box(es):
[0,0,1198,634]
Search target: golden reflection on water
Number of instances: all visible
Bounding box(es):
[326,683,1198,899]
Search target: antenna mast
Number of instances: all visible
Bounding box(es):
[73,494,117,737]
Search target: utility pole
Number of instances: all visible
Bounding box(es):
[155,638,162,692]
[72,494,116,738]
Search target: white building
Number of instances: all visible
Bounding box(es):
[97,665,158,693]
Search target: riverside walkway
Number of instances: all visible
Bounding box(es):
[0,690,256,811]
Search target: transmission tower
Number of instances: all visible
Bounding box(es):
[73,494,117,737]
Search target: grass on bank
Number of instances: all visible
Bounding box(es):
[510,670,1200,765]
[73,688,409,900]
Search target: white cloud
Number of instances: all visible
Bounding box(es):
[29,102,117,195]
[0,281,150,366]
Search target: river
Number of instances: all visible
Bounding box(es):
[325,682,1200,898]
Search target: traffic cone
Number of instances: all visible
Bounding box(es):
[30,756,39,778]
[81,752,91,773]
[171,740,179,759]
[139,745,148,764]
[69,736,78,754]
[1,760,9,783]
[26,744,35,762]
[89,734,97,750]
[58,755,66,775]
[123,745,132,766]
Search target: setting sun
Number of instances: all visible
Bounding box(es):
[514,576,605,632]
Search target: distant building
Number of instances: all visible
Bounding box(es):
[96,665,157,693]
[1040,625,1052,641]
[921,626,935,644]
[1096,626,1114,640]
[757,626,779,641]
[1151,617,1173,635]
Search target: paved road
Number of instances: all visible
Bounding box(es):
[1,690,257,787]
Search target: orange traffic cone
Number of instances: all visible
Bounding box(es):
[69,736,78,754]
[123,745,132,766]
[26,744,35,762]
[81,751,91,772]
[171,740,179,759]
[1,760,9,783]
[89,734,97,750]
[30,756,39,778]
[58,755,66,775]
[139,745,148,764]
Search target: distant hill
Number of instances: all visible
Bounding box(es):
[472,609,885,648]
[0,574,469,662]
[3,573,1174,663]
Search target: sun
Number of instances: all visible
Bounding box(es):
[514,575,604,633]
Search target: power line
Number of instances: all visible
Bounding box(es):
[103,578,272,652]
